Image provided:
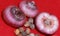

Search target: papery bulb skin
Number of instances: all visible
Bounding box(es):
[36,12,59,34]
[3,5,27,27]
[19,0,38,18]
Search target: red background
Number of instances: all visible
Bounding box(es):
[0,0,60,36]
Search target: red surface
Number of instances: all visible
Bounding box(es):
[0,0,60,36]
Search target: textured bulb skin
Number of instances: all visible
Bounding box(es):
[36,12,59,34]
[19,0,38,18]
[3,5,27,27]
